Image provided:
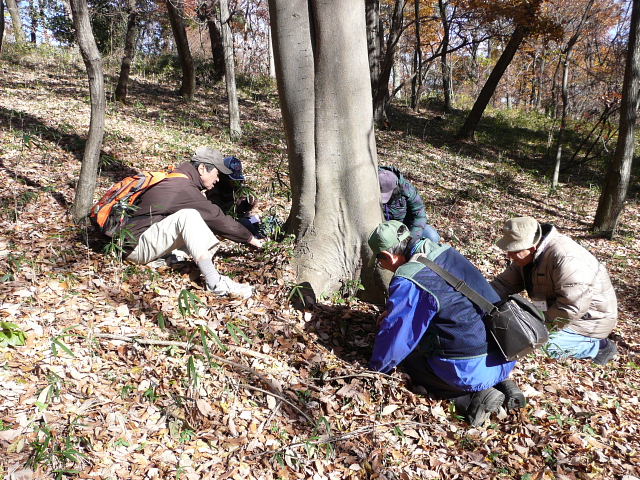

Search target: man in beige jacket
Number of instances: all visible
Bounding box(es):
[491,216,618,365]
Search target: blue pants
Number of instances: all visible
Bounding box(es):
[545,328,601,359]
[422,225,441,243]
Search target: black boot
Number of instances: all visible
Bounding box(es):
[465,388,505,427]
[593,338,618,365]
[495,379,526,411]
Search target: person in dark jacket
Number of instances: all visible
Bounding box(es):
[124,147,264,299]
[205,156,262,238]
[369,220,524,426]
[378,166,440,243]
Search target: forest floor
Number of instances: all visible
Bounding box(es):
[1,48,639,480]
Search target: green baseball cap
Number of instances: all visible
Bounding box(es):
[368,220,410,255]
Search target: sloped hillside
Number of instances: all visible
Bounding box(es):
[1,50,639,480]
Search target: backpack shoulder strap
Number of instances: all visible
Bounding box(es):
[411,254,496,314]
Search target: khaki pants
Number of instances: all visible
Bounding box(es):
[126,209,219,265]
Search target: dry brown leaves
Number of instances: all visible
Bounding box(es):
[1,56,639,480]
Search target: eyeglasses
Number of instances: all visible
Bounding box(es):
[375,253,385,267]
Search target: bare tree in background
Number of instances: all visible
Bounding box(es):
[69,0,106,222]
[1,0,5,52]
[550,0,595,188]
[5,0,26,44]
[200,0,225,84]
[593,0,640,236]
[166,0,195,99]
[115,0,139,102]
[219,0,241,138]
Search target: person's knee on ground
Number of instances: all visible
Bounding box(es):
[423,224,441,243]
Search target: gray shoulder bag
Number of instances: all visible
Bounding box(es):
[414,256,549,361]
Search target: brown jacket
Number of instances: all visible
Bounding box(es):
[124,162,253,249]
[491,224,617,339]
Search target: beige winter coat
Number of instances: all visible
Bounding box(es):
[491,225,617,338]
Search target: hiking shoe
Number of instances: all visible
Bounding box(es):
[593,338,618,365]
[208,275,253,299]
[495,379,527,411]
[466,388,505,427]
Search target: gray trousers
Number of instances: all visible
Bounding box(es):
[127,209,219,264]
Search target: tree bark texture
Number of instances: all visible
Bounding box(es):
[204,2,225,84]
[366,0,381,101]
[268,29,276,78]
[115,0,139,102]
[68,0,106,223]
[457,24,527,140]
[438,0,452,113]
[269,0,383,300]
[1,0,5,52]
[593,0,640,235]
[371,0,407,126]
[410,0,421,110]
[166,0,195,99]
[5,0,25,44]
[219,0,241,138]
[28,0,36,42]
[551,52,570,188]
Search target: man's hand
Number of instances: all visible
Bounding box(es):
[248,236,264,249]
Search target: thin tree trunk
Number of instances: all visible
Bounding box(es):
[28,0,36,42]
[5,0,25,44]
[457,24,527,140]
[1,0,5,52]
[115,0,139,102]
[68,0,106,223]
[366,0,381,115]
[439,0,452,113]
[410,0,422,110]
[269,0,382,300]
[268,28,276,78]
[551,53,570,188]
[551,0,594,187]
[536,53,545,109]
[593,0,640,236]
[372,0,407,126]
[204,0,225,84]
[568,104,615,165]
[166,0,195,99]
[219,0,241,138]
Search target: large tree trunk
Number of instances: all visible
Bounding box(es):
[5,0,25,44]
[269,0,382,300]
[593,0,640,236]
[204,1,225,84]
[457,24,527,140]
[439,0,452,113]
[115,0,139,102]
[166,0,195,99]
[69,0,106,223]
[219,0,241,138]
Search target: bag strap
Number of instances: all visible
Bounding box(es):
[413,255,496,314]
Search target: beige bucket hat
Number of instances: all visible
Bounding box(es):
[496,216,542,252]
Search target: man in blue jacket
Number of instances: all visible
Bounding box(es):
[368,220,524,426]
